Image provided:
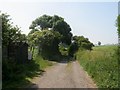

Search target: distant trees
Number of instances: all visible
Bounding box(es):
[98,41,101,46]
[72,36,94,50]
[68,35,94,58]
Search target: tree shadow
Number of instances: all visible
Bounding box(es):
[2,60,45,89]
[25,83,40,89]
[48,54,76,63]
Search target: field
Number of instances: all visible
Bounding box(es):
[76,45,118,88]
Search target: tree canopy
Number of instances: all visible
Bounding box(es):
[73,35,94,50]
[28,14,95,59]
[29,14,72,45]
[28,30,62,59]
[1,13,27,47]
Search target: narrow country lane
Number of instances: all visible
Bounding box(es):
[27,60,97,88]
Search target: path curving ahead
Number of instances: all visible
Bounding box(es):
[28,60,97,88]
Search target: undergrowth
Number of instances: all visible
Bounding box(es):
[77,45,118,88]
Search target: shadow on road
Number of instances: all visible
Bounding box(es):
[59,60,68,63]
[2,60,45,89]
[25,83,39,89]
[48,54,76,64]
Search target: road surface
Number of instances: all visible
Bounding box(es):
[28,60,97,88]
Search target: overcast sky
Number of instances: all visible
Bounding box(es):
[0,1,119,45]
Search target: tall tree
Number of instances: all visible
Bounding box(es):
[29,14,72,45]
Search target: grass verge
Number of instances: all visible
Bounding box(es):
[76,45,118,88]
[2,54,53,88]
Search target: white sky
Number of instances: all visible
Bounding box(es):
[0,0,119,45]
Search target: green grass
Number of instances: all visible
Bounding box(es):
[34,55,53,70]
[3,51,53,88]
[76,45,118,88]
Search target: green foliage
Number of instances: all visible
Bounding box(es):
[76,45,118,88]
[2,51,53,88]
[117,15,120,36]
[53,20,71,34]
[1,12,27,47]
[59,43,69,56]
[68,35,94,58]
[2,38,53,88]
[116,16,120,77]
[116,16,120,88]
[29,15,63,30]
[73,35,94,50]
[29,14,72,45]
[28,29,39,35]
[2,59,40,88]
[38,30,62,59]
[29,15,52,30]
[27,31,41,47]
[1,12,34,88]
[68,42,78,57]
[53,20,72,45]
[35,55,53,69]
[38,30,61,46]
[28,14,74,59]
[28,30,62,59]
